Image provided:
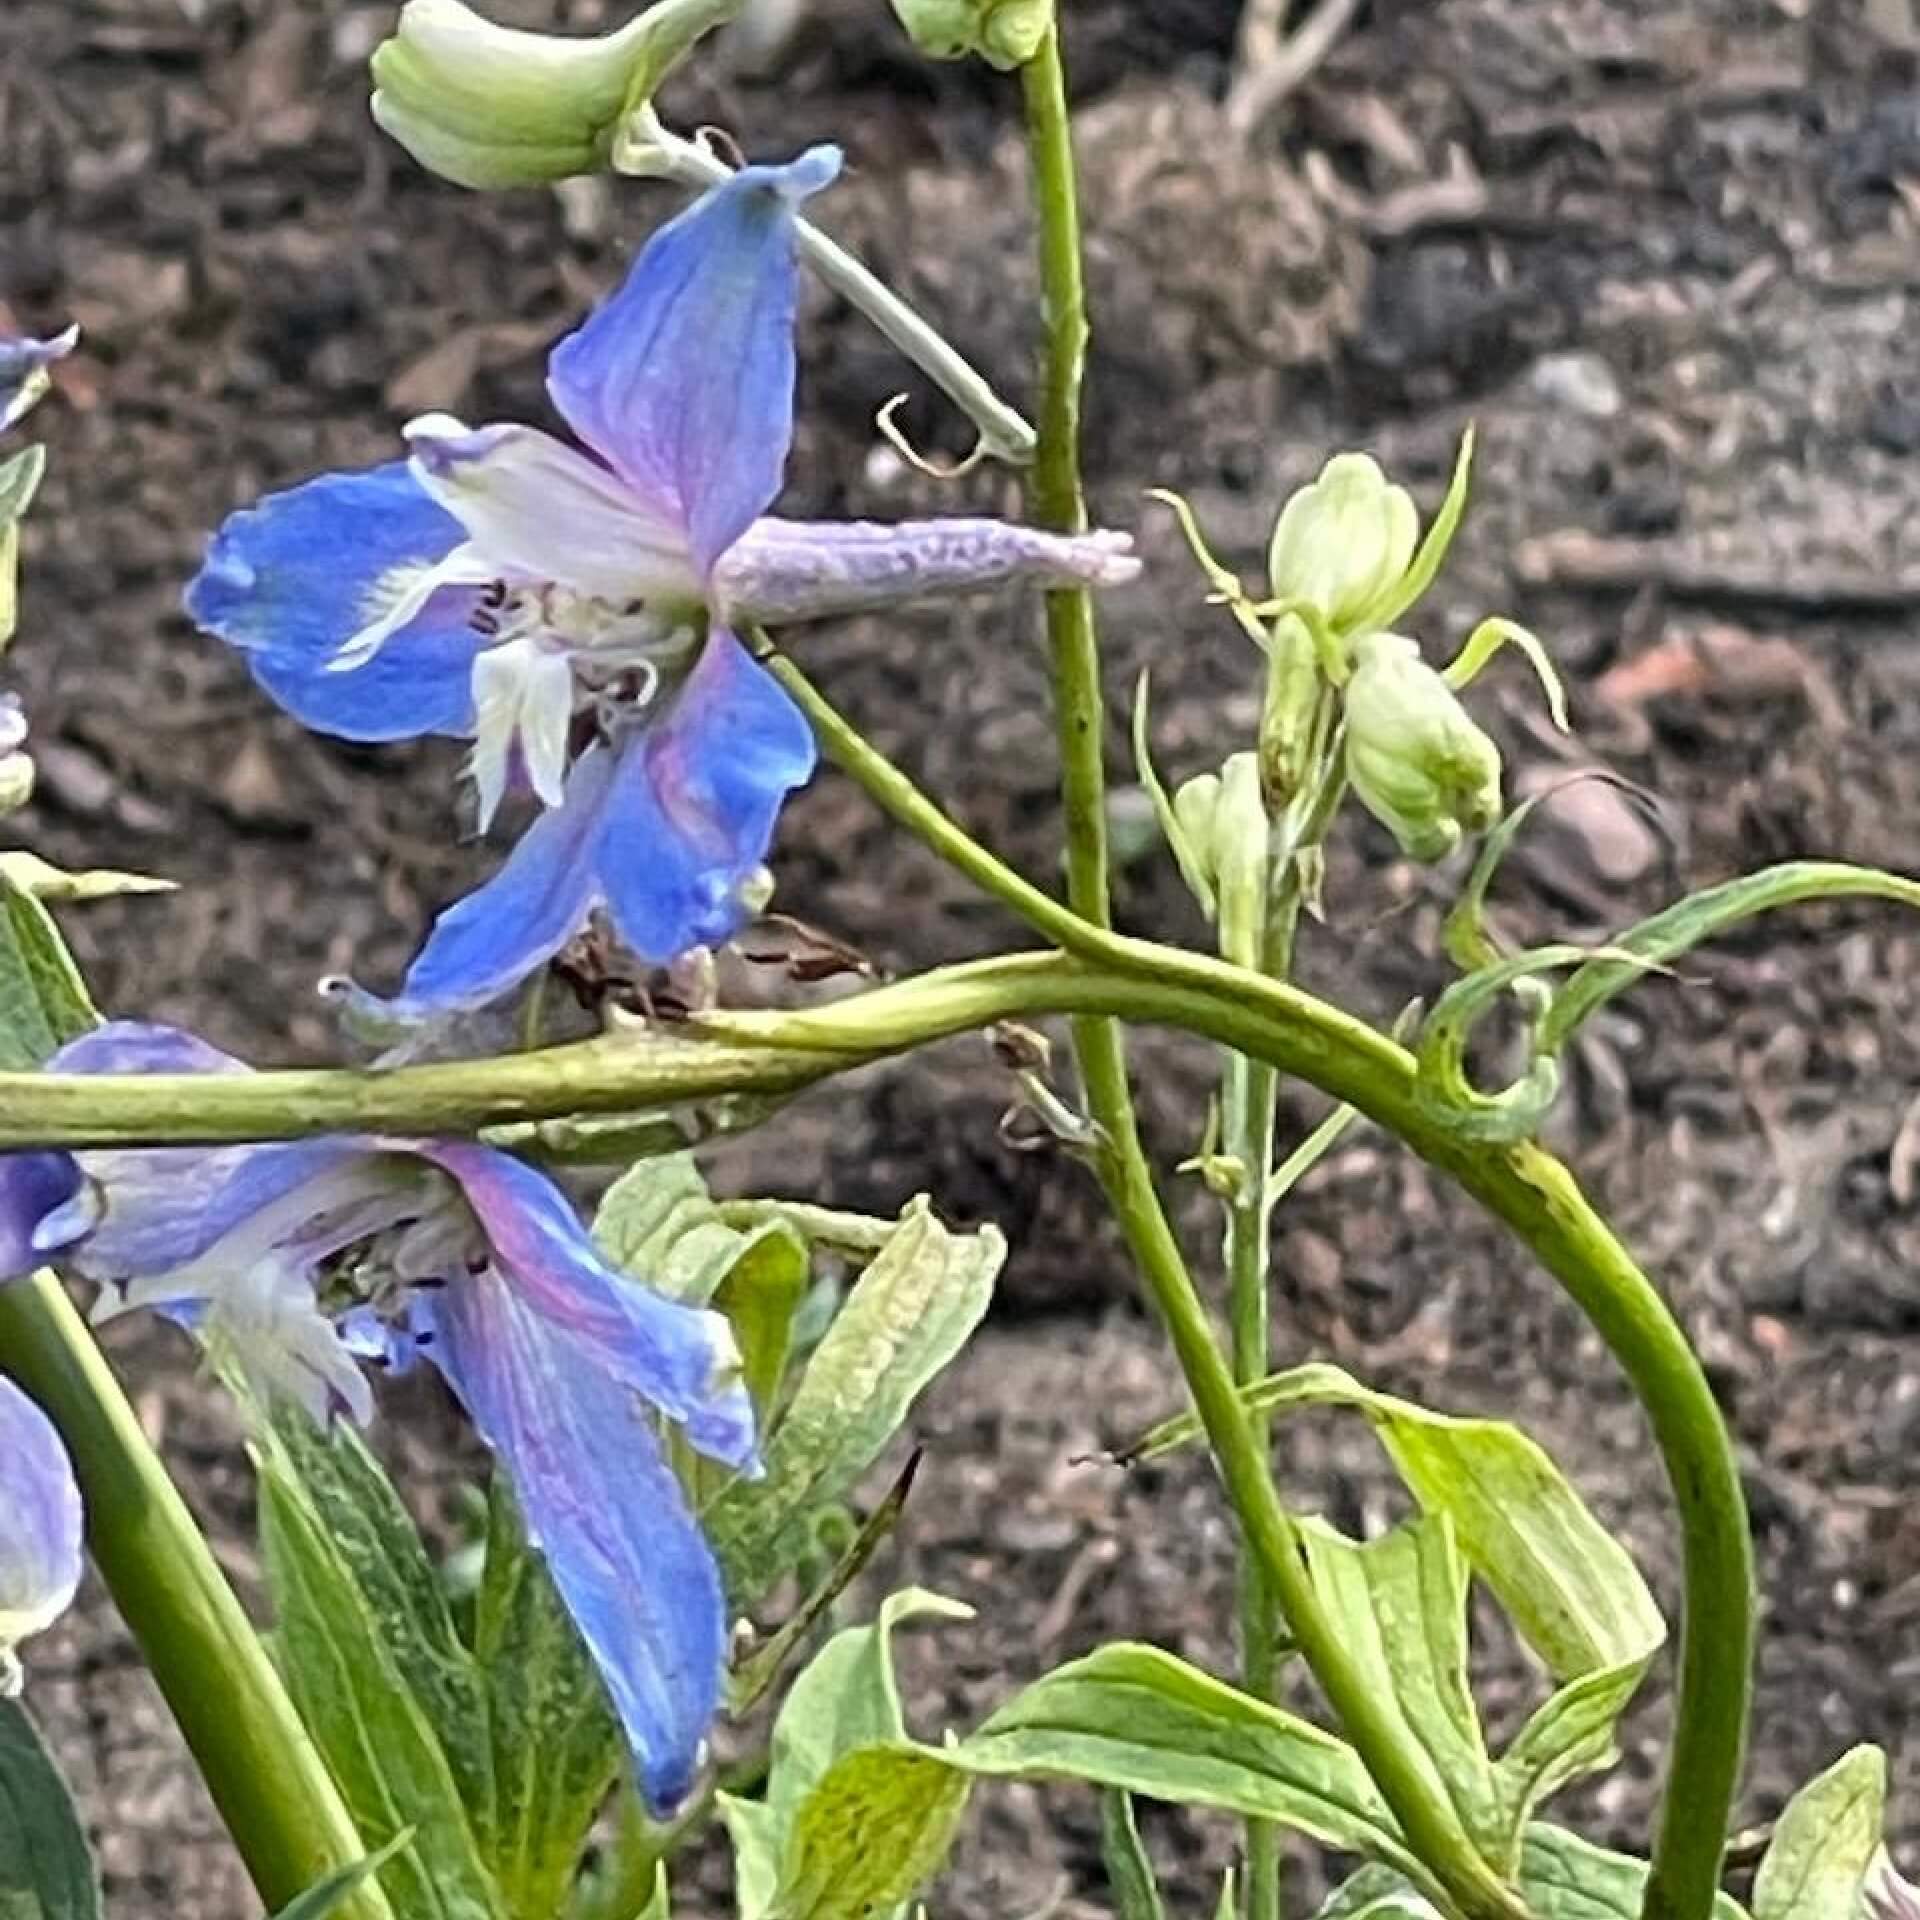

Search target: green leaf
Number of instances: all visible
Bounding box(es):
[705,1199,1002,1605]
[0,1698,101,1920]
[724,1589,971,1920]
[0,446,46,528]
[713,1223,810,1422]
[1122,1363,1663,1861]
[270,1833,415,1920]
[1319,1828,1749,1920]
[266,1410,496,1841]
[1515,1826,1747,1920]
[773,1747,970,1920]
[1099,1790,1166,1920]
[0,878,97,1069]
[257,1419,509,1920]
[472,1480,621,1920]
[956,1644,1434,1892]
[1751,1746,1886,1920]
[1296,1514,1495,1856]
[594,1152,805,1314]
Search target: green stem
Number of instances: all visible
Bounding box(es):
[1017,30,1520,1920]
[0,1275,389,1920]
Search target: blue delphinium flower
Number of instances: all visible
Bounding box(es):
[0,1374,83,1694]
[185,146,1140,1019]
[0,1021,751,1813]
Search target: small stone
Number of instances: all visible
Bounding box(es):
[1527,350,1624,420]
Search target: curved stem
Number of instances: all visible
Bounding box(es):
[0,1275,389,1920]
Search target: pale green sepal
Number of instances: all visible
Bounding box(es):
[370,0,740,190]
[0,853,176,901]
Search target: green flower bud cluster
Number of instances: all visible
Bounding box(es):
[1341,631,1502,862]
[888,0,1054,68]
[369,0,738,190]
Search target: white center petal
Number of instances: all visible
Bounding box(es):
[329,538,498,673]
[404,414,703,606]
[469,637,577,826]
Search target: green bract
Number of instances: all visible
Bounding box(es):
[1267,453,1419,639]
[1343,632,1502,862]
[369,0,739,190]
[887,0,1054,68]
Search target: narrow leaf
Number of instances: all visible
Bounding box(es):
[1099,1789,1167,1920]
[1297,1514,1496,1858]
[472,1478,621,1920]
[705,1200,1002,1604]
[1751,1746,1886,1920]
[0,1698,101,1920]
[270,1833,415,1920]
[257,1434,509,1920]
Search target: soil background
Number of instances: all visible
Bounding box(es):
[6,0,1920,1913]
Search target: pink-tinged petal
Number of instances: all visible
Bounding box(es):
[0,1376,83,1676]
[599,629,815,962]
[546,148,840,575]
[404,415,699,603]
[421,1142,756,1469]
[714,515,1142,626]
[417,1265,727,1816]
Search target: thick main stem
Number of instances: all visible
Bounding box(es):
[0,1276,389,1920]
[1017,31,1520,1920]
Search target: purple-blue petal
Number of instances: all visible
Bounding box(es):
[546,147,840,577]
[185,462,484,741]
[388,741,618,1017]
[418,1265,727,1817]
[600,630,815,962]
[421,1142,757,1470]
[39,1025,365,1280]
[0,1152,85,1282]
[0,326,76,433]
[0,1375,84,1659]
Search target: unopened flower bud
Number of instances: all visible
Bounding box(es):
[370,0,735,189]
[1267,452,1418,636]
[1173,753,1269,961]
[1257,612,1321,808]
[1343,632,1501,862]
[0,696,30,815]
[888,0,1054,69]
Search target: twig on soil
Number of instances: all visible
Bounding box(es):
[1227,0,1366,138]
[1516,530,1920,614]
